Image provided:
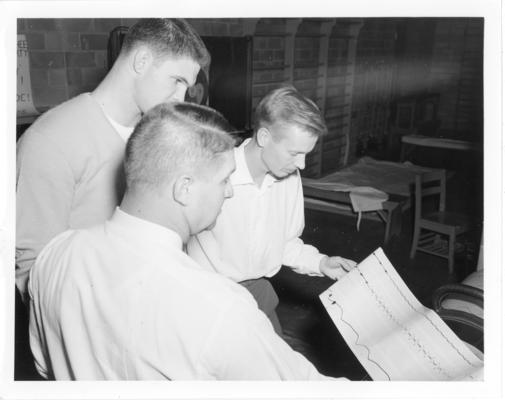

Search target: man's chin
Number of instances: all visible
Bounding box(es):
[206,220,217,230]
[272,169,295,179]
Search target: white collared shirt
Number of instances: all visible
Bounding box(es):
[28,208,337,380]
[187,139,326,282]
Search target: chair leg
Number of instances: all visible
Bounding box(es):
[410,226,420,259]
[448,231,456,274]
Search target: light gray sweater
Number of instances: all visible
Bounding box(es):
[16,93,127,299]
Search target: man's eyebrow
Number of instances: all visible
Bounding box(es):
[173,75,190,86]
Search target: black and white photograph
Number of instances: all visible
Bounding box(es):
[0,0,503,399]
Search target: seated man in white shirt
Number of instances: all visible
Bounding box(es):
[29,102,346,381]
[187,86,357,334]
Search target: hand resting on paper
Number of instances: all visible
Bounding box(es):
[319,256,357,280]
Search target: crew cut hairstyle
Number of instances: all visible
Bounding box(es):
[120,18,210,68]
[253,85,327,139]
[124,102,235,192]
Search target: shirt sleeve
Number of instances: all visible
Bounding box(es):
[281,173,326,276]
[16,130,75,299]
[187,231,246,282]
[201,301,346,380]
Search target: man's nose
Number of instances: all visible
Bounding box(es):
[171,85,187,102]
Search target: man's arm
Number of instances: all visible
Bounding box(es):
[16,130,74,299]
[187,231,246,282]
[201,300,347,380]
[282,174,356,279]
[281,173,326,276]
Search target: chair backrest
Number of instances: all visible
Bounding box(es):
[414,169,447,219]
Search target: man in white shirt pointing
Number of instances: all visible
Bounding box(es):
[187,86,357,333]
[29,102,346,380]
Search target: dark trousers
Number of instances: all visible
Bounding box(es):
[15,286,44,380]
[240,278,283,335]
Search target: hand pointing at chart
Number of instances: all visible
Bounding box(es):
[319,255,357,280]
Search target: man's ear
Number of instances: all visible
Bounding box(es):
[132,46,153,75]
[256,127,270,148]
[173,175,192,206]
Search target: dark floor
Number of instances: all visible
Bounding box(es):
[14,148,483,381]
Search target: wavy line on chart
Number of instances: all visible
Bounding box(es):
[372,252,480,369]
[355,266,452,378]
[327,292,391,381]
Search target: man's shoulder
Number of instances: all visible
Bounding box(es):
[40,224,105,258]
[31,93,94,124]
[20,93,103,142]
[32,228,91,284]
[154,259,257,312]
[32,224,111,290]
[17,93,121,167]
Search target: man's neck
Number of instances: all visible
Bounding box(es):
[244,139,268,187]
[92,69,141,127]
[120,191,190,244]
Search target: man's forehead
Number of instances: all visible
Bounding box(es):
[273,124,316,144]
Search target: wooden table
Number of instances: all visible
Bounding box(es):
[303,185,408,245]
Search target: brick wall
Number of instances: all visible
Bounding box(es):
[22,18,486,174]
[18,18,248,111]
[394,18,437,98]
[17,18,285,113]
[429,18,483,140]
[18,17,362,177]
[251,19,289,109]
[349,17,483,159]
[18,18,128,110]
[17,17,484,172]
[187,18,246,36]
[249,18,363,177]
[351,19,397,162]
[322,22,361,173]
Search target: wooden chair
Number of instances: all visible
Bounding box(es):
[409,170,476,274]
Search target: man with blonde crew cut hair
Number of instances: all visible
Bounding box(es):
[188,86,357,334]
[28,102,346,381]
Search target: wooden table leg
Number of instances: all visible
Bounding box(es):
[379,202,402,245]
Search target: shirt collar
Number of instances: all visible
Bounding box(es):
[232,138,277,188]
[105,114,135,142]
[108,207,183,251]
[90,93,135,142]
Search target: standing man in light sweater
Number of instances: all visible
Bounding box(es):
[29,102,346,380]
[187,86,357,333]
[16,19,209,301]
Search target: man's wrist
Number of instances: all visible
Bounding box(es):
[319,255,329,274]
